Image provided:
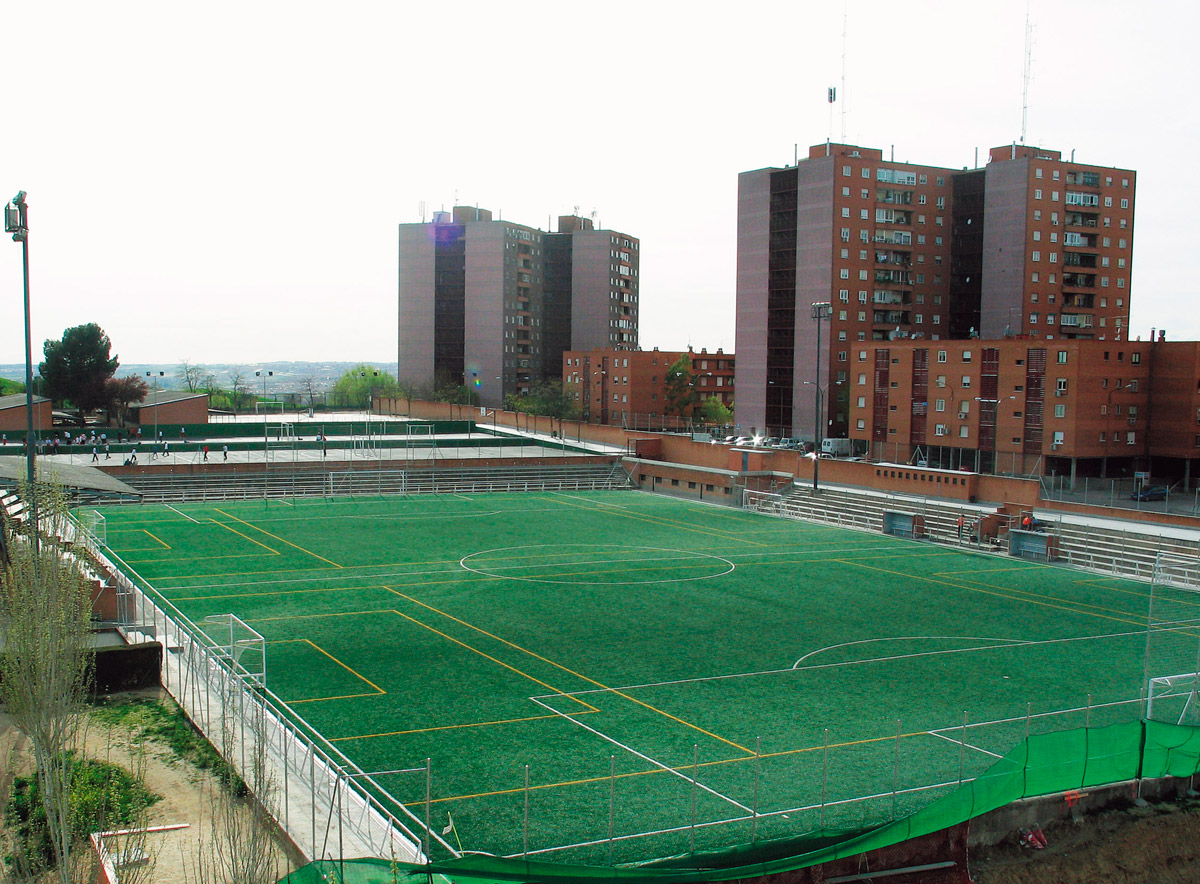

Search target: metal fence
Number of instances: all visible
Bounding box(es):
[67,514,450,866]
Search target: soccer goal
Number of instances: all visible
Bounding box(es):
[77,509,106,549]
[1142,554,1200,722]
[742,490,783,514]
[203,614,266,688]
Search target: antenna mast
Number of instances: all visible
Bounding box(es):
[1020,6,1033,144]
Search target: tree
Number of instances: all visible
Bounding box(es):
[664,353,700,418]
[0,482,95,883]
[38,323,120,411]
[105,375,150,427]
[178,359,205,393]
[506,379,579,421]
[329,365,401,409]
[299,376,323,411]
[696,395,733,427]
[227,371,251,412]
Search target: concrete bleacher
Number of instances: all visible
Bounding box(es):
[766,481,1200,585]
[122,460,633,503]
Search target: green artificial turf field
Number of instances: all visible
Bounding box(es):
[90,491,1197,865]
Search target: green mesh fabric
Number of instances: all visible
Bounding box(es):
[277,720,1198,884]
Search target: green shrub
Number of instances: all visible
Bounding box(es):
[5,753,160,874]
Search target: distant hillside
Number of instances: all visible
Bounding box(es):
[0,377,25,395]
[0,361,394,395]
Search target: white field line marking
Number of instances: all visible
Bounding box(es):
[548,491,636,509]
[512,777,966,858]
[164,505,200,524]
[925,730,1003,759]
[546,630,1147,700]
[928,695,1145,734]
[529,696,752,814]
[794,635,1030,665]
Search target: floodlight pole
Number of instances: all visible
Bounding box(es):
[810,302,832,492]
[257,370,272,494]
[6,191,37,547]
[146,371,164,448]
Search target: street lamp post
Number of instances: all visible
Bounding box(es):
[6,191,36,544]
[145,371,164,449]
[810,302,832,491]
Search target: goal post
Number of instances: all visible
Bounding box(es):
[742,490,783,514]
[77,509,106,549]
[1142,554,1200,722]
[203,614,266,688]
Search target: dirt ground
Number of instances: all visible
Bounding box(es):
[970,799,1200,883]
[0,687,292,884]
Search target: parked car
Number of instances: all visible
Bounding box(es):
[1130,485,1169,502]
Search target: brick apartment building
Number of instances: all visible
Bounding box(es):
[736,142,1136,441]
[399,208,638,408]
[848,334,1200,485]
[563,347,734,428]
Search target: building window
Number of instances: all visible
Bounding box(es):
[1054,404,1066,418]
[962,350,972,362]
[857,419,865,430]
[961,376,972,388]
[1056,351,1068,364]
[935,399,945,412]
[842,165,851,176]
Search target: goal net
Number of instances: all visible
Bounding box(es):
[1143,554,1200,723]
[742,490,783,514]
[203,614,267,688]
[78,510,106,549]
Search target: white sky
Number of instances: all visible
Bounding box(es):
[2,1,1197,368]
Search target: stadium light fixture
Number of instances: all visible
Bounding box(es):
[6,192,35,545]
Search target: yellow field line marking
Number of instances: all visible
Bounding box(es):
[139,529,172,550]
[549,497,771,548]
[207,518,280,554]
[386,588,756,756]
[330,712,594,742]
[404,729,934,806]
[924,568,1157,620]
[264,639,386,703]
[386,608,599,715]
[172,584,393,603]
[125,553,280,566]
[214,508,343,568]
[841,559,1149,627]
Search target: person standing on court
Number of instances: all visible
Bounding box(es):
[202,444,209,462]
[223,444,229,461]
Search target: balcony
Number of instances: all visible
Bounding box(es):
[874,250,912,266]
[1059,313,1095,329]
[1062,272,1097,290]
[872,310,909,325]
[1062,293,1095,309]
[872,291,909,306]
[877,189,914,205]
[1065,212,1099,229]
[875,270,912,285]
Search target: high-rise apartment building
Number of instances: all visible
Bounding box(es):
[736,142,1136,440]
[399,208,638,407]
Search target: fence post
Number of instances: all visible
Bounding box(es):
[751,736,761,843]
[523,763,530,859]
[690,744,698,854]
[892,719,901,819]
[820,728,830,830]
[608,755,616,864]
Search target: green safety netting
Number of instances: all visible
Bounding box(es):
[277,719,1199,884]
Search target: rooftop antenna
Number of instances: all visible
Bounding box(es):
[827,86,836,142]
[418,200,426,222]
[840,11,848,142]
[1020,4,1033,144]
